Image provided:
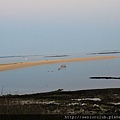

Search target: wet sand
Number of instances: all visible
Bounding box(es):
[0,56,119,72]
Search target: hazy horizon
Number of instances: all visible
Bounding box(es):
[0,0,120,56]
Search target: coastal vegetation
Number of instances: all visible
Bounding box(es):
[0,88,120,115]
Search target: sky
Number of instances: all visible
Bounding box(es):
[0,0,120,56]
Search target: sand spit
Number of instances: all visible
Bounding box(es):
[0,56,119,72]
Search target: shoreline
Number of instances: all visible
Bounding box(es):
[0,55,119,72]
[0,88,120,115]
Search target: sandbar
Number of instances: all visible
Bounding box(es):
[0,56,119,72]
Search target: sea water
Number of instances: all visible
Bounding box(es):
[0,53,120,95]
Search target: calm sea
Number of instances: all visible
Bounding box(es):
[0,53,120,95]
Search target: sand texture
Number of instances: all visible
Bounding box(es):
[0,56,119,72]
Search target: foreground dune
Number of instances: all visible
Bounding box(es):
[0,56,119,72]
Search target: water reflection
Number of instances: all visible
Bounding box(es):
[0,53,120,95]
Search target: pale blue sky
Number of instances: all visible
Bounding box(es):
[0,0,120,56]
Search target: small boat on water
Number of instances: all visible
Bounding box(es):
[60,65,66,68]
[58,65,67,71]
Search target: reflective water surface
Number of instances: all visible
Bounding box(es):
[0,53,120,95]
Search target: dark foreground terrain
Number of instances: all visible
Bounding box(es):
[0,88,120,115]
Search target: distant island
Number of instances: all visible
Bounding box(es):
[90,76,120,80]
[44,55,69,57]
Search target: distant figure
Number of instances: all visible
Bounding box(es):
[25,58,28,60]
[23,57,28,61]
[58,68,61,71]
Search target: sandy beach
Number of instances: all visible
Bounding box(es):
[0,56,119,72]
